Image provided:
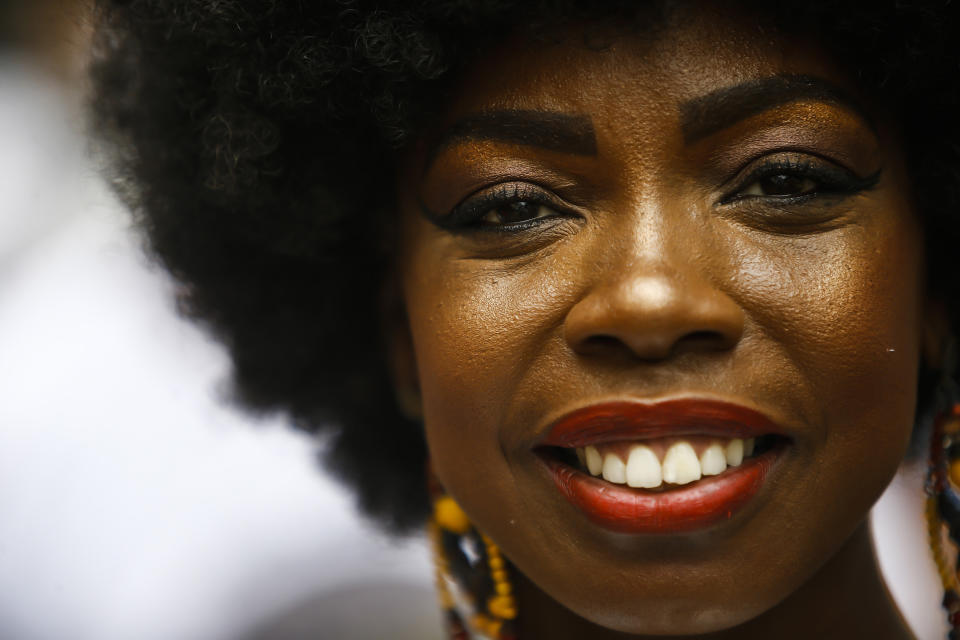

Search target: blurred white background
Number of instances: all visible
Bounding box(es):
[0,2,945,639]
[0,6,439,637]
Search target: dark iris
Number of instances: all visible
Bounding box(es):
[759,173,815,196]
[485,201,542,225]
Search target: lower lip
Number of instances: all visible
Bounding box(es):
[542,447,782,534]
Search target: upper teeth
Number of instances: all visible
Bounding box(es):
[626,445,661,488]
[579,437,756,489]
[700,443,726,476]
[585,446,603,476]
[601,452,627,484]
[661,441,701,485]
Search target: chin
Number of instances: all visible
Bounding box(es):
[579,598,765,636]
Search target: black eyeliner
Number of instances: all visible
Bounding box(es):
[721,157,882,205]
[421,183,568,232]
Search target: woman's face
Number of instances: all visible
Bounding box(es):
[396,4,927,635]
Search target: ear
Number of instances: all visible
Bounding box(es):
[382,273,423,421]
[921,296,952,372]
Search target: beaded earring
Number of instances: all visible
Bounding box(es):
[428,483,519,640]
[928,401,960,639]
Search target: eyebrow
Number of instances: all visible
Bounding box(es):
[425,110,598,167]
[680,74,876,144]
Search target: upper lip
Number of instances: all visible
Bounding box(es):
[538,398,787,448]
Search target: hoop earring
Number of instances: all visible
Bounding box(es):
[429,484,519,639]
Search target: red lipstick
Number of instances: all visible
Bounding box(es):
[538,399,787,534]
[540,399,785,447]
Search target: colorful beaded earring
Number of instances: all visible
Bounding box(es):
[428,478,519,640]
[928,400,960,638]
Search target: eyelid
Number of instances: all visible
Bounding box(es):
[700,119,882,183]
[424,181,580,231]
[718,151,880,205]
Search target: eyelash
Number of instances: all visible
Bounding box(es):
[433,155,880,232]
[432,182,575,233]
[719,155,880,205]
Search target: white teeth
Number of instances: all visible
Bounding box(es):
[576,447,587,467]
[578,436,759,486]
[626,445,662,488]
[725,438,744,467]
[585,446,603,476]
[601,453,627,484]
[699,443,727,476]
[662,442,701,485]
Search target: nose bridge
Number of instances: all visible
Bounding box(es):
[620,208,709,305]
[564,207,745,361]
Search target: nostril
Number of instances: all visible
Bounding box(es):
[681,330,731,348]
[576,333,674,360]
[579,335,626,355]
[664,329,739,357]
[574,329,736,360]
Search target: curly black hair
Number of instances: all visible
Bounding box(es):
[89,0,960,532]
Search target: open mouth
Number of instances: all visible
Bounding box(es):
[540,433,786,491]
[534,399,791,534]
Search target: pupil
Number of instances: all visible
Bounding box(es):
[762,173,807,196]
[498,201,537,223]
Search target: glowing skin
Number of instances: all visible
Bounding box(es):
[394,5,927,639]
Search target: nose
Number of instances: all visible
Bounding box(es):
[563,258,745,362]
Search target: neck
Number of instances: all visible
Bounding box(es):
[513,521,914,640]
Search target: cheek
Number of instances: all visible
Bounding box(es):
[402,248,576,489]
[736,215,923,505]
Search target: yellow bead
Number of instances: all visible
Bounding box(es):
[438,590,454,609]
[492,569,508,583]
[434,495,471,534]
[489,556,504,570]
[488,595,518,620]
[471,614,492,633]
[945,415,960,434]
[950,458,960,488]
[495,581,512,596]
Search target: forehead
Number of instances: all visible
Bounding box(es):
[435,5,855,136]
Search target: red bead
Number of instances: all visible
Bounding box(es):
[949,609,960,628]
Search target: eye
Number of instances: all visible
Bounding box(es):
[722,154,879,205]
[739,172,818,198]
[426,182,577,232]
[480,200,556,226]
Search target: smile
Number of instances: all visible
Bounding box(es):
[536,399,790,534]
